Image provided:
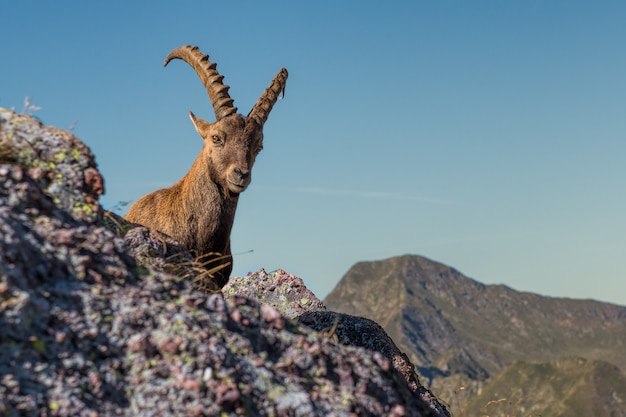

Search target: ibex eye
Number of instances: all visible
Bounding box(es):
[211,135,222,144]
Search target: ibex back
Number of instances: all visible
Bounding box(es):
[125,45,287,287]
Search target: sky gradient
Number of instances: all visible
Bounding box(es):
[3,1,625,306]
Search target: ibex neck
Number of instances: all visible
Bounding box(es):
[175,157,239,256]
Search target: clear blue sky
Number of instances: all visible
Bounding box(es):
[3,1,625,306]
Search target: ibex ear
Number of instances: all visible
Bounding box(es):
[189,111,211,139]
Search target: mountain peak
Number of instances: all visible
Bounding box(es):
[325,254,626,378]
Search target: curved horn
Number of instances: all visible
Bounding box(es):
[247,68,288,127]
[164,45,237,120]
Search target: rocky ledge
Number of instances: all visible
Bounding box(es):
[0,108,450,417]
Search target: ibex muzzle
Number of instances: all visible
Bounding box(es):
[125,45,287,288]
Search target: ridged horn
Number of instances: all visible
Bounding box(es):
[247,68,288,127]
[164,45,237,120]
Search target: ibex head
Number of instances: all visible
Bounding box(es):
[164,45,288,196]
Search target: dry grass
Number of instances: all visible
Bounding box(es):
[101,208,231,293]
[21,96,41,115]
[102,209,135,237]
[178,252,231,293]
[447,386,543,417]
[0,141,15,164]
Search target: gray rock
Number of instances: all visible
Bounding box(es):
[0,108,104,223]
[0,108,450,416]
[224,268,326,319]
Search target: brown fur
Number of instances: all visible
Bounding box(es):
[125,114,263,284]
[125,45,286,286]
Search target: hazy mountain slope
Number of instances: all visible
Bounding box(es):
[463,356,626,417]
[324,254,626,380]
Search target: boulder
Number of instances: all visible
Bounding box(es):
[0,109,450,416]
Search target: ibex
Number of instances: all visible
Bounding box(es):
[125,45,287,287]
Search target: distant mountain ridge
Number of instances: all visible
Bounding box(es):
[324,254,626,416]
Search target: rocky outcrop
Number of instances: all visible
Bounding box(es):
[225,270,450,417]
[224,269,327,320]
[0,108,104,223]
[0,109,449,416]
[298,311,451,417]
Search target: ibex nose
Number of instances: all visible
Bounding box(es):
[234,167,250,179]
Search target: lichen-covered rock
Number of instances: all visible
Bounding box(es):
[224,268,326,319]
[0,163,139,415]
[0,165,442,415]
[0,108,104,223]
[299,311,451,417]
[224,269,450,416]
[226,270,450,416]
[0,109,451,416]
